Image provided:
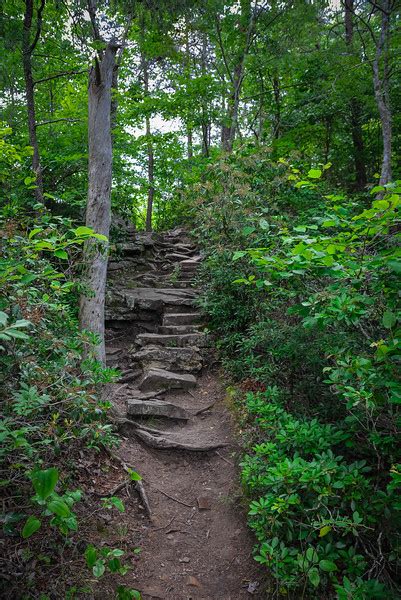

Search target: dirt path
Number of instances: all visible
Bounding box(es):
[115,372,262,599]
[103,229,263,599]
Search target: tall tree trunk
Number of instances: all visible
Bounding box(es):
[22,0,45,204]
[372,0,392,185]
[220,0,254,153]
[344,0,367,190]
[272,74,281,139]
[142,53,154,232]
[79,42,117,364]
[187,127,193,159]
[200,33,210,157]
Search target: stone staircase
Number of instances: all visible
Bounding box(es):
[105,228,225,451]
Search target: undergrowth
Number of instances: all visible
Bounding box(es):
[192,148,401,599]
[1,200,141,598]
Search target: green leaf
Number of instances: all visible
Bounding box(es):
[54,249,68,260]
[319,559,337,572]
[85,545,97,568]
[382,310,397,329]
[47,498,71,517]
[319,525,332,537]
[308,168,322,179]
[128,470,142,481]
[22,516,41,538]
[93,560,105,577]
[31,468,59,501]
[74,226,95,236]
[232,251,247,261]
[29,228,42,239]
[387,260,401,273]
[106,497,125,512]
[308,568,320,587]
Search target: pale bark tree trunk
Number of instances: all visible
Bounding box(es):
[142,52,155,232]
[79,42,118,364]
[22,0,45,204]
[372,0,393,185]
[185,21,193,160]
[345,0,367,190]
[200,33,210,157]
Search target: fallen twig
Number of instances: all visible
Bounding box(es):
[153,486,194,508]
[216,450,234,466]
[104,446,152,518]
[193,401,216,416]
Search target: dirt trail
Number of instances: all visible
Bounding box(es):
[116,372,262,599]
[104,228,263,599]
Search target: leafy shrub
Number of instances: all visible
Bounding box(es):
[0,207,140,597]
[193,149,401,598]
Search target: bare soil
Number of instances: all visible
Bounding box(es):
[107,370,264,600]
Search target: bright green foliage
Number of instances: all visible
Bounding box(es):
[193,148,401,597]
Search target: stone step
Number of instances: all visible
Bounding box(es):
[137,332,207,348]
[159,325,201,335]
[178,270,197,279]
[164,302,200,314]
[163,312,202,326]
[139,368,197,392]
[131,345,202,373]
[165,252,195,261]
[180,258,202,268]
[106,288,197,320]
[127,398,189,420]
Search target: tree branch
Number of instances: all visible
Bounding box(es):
[35,118,81,127]
[30,0,46,53]
[33,69,87,86]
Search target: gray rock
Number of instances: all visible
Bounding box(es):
[159,325,200,335]
[136,332,207,348]
[163,312,202,326]
[131,345,202,373]
[105,288,197,320]
[139,368,197,391]
[127,398,188,420]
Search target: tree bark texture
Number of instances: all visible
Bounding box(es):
[79,42,118,364]
[372,0,393,185]
[344,0,367,190]
[142,53,155,232]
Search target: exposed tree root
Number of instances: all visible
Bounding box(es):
[114,415,228,452]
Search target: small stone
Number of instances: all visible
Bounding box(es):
[187,576,201,588]
[179,556,190,563]
[197,496,212,510]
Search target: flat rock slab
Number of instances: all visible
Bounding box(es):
[127,399,188,420]
[139,368,197,392]
[159,325,200,335]
[106,288,197,320]
[137,332,207,348]
[162,312,201,326]
[132,345,202,373]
